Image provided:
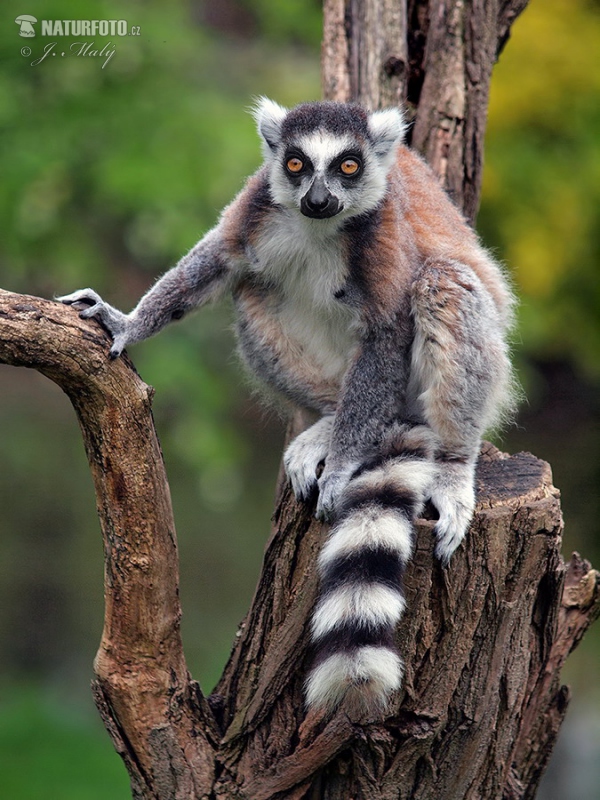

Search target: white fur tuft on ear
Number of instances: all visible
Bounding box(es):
[251,96,288,157]
[368,107,406,165]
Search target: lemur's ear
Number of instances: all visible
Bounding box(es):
[368,107,406,165]
[252,97,288,157]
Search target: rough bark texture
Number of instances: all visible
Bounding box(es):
[2,1,599,798]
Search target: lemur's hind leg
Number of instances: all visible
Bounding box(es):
[428,458,477,564]
[410,260,512,564]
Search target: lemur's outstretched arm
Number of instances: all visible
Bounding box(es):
[59,227,230,358]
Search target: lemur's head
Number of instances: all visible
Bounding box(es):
[253,98,406,221]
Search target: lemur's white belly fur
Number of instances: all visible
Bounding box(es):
[251,212,362,384]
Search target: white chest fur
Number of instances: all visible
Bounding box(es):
[251,211,361,381]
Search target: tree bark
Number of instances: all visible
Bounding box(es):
[1,2,598,798]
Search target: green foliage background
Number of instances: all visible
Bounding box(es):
[0,0,598,797]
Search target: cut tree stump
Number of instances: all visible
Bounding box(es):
[212,442,598,800]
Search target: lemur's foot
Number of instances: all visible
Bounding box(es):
[283,416,334,502]
[429,461,476,565]
[315,463,359,522]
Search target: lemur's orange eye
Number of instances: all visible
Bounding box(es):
[286,157,304,174]
[340,159,360,176]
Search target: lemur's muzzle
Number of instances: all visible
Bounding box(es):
[301,177,341,219]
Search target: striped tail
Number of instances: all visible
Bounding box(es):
[305,425,436,714]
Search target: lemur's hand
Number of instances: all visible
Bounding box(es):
[315,462,359,522]
[283,416,334,502]
[58,289,131,359]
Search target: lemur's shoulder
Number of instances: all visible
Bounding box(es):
[394,145,513,321]
[219,167,276,258]
[393,145,475,248]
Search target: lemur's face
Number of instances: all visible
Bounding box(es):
[279,132,364,219]
[254,99,406,222]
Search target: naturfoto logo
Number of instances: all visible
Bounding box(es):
[15,14,37,37]
[16,14,142,68]
[15,16,134,37]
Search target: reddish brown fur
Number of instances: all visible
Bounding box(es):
[357,182,417,319]
[335,146,511,327]
[220,169,271,263]
[397,147,513,323]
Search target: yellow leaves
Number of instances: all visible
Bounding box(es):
[490,0,600,131]
[481,0,600,370]
[507,183,586,297]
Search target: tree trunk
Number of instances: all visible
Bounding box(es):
[1,2,598,799]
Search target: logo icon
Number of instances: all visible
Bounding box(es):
[15,14,37,37]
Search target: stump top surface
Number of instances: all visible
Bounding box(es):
[475,443,558,510]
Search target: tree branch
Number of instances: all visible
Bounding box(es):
[0,289,217,798]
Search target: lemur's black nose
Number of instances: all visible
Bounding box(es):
[308,197,328,211]
[301,178,341,219]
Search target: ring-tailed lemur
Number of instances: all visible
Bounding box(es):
[60,98,515,714]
